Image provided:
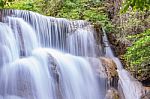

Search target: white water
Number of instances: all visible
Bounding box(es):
[0,9,143,99]
[0,23,19,64]
[5,17,39,56]
[0,10,102,99]
[118,70,144,99]
[67,27,96,57]
[102,28,144,99]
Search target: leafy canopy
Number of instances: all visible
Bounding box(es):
[57,0,113,31]
[121,0,150,13]
[125,29,150,69]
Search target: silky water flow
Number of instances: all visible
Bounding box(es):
[0,10,102,99]
[0,9,143,99]
[102,28,144,99]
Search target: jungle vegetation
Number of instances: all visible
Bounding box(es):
[0,0,150,81]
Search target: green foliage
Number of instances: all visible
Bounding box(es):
[0,0,5,8]
[121,0,150,13]
[39,0,63,16]
[125,29,150,76]
[57,0,113,32]
[5,0,37,11]
[0,0,41,12]
[0,0,113,32]
[0,0,63,16]
[0,0,15,8]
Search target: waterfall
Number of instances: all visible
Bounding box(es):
[102,28,144,99]
[67,27,96,57]
[0,9,143,99]
[0,10,102,99]
[0,23,19,64]
[5,16,39,56]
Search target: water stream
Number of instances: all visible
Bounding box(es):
[102,28,144,99]
[0,9,144,99]
[0,10,102,99]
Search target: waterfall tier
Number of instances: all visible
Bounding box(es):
[0,10,102,99]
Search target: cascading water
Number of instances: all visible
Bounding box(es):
[0,23,19,64]
[5,16,39,56]
[102,28,144,99]
[67,27,97,57]
[0,9,143,99]
[0,9,102,99]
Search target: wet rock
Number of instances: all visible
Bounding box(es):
[144,87,150,93]
[100,57,118,79]
[87,57,118,88]
[48,54,60,83]
[86,57,107,78]
[48,54,63,99]
[87,57,118,80]
[93,24,104,56]
[100,57,118,88]
[0,10,2,22]
[141,87,150,99]
[105,87,120,99]
[93,23,103,45]
[141,92,150,99]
